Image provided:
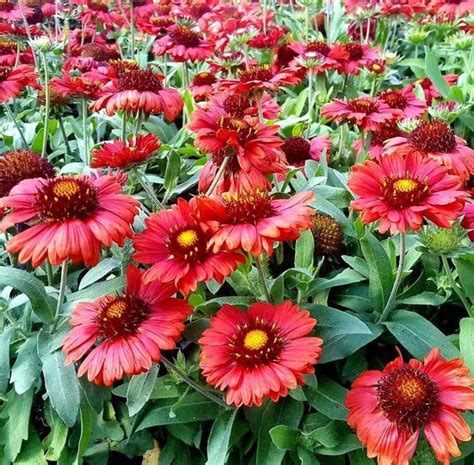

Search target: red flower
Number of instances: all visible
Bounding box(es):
[133,198,245,295]
[461,202,474,241]
[0,1,33,22]
[79,0,124,28]
[197,190,315,256]
[62,265,192,386]
[51,70,107,100]
[0,149,55,198]
[199,301,322,407]
[248,26,287,49]
[381,0,426,18]
[190,71,217,101]
[378,87,427,120]
[338,42,380,75]
[0,39,34,66]
[153,25,214,62]
[91,134,161,169]
[290,40,348,74]
[0,64,39,103]
[354,124,403,160]
[383,119,474,181]
[0,173,139,267]
[282,135,332,167]
[90,60,183,120]
[346,348,474,465]
[428,0,474,20]
[405,75,458,105]
[348,151,468,234]
[322,97,402,131]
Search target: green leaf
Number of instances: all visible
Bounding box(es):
[297,446,320,465]
[308,305,379,363]
[11,335,42,395]
[424,47,451,99]
[44,411,68,461]
[38,332,80,427]
[397,292,446,306]
[306,377,348,421]
[67,276,125,302]
[308,269,366,295]
[79,377,107,414]
[454,257,474,302]
[0,266,55,323]
[359,230,394,313]
[75,401,93,465]
[349,450,375,464]
[0,327,13,395]
[294,230,315,269]
[269,425,298,450]
[460,318,474,375]
[15,426,48,465]
[127,364,159,417]
[163,150,181,200]
[78,258,120,290]
[206,409,238,465]
[0,388,34,462]
[384,310,459,359]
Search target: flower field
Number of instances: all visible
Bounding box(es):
[1,0,474,464]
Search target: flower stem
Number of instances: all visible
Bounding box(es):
[122,111,128,143]
[161,355,230,409]
[133,167,164,211]
[4,103,28,148]
[81,99,89,164]
[256,93,264,124]
[306,70,313,137]
[58,117,72,158]
[205,156,229,196]
[254,255,272,302]
[51,260,68,333]
[41,52,50,159]
[441,255,473,317]
[378,232,406,323]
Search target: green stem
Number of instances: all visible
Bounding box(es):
[4,103,28,148]
[378,233,406,323]
[41,53,50,159]
[133,168,164,211]
[122,111,128,143]
[45,261,54,287]
[51,260,68,333]
[306,70,313,137]
[81,99,89,164]
[130,0,135,60]
[58,117,72,158]
[441,255,473,317]
[161,355,230,409]
[254,255,272,302]
[205,156,229,196]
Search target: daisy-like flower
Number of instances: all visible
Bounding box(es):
[405,75,458,106]
[0,39,34,66]
[378,88,427,120]
[79,0,124,28]
[0,173,139,267]
[0,0,33,22]
[91,134,161,169]
[190,71,216,101]
[197,190,315,256]
[62,265,192,386]
[428,0,474,20]
[90,60,183,120]
[153,25,214,63]
[209,92,280,121]
[354,124,403,160]
[51,70,106,100]
[345,348,474,465]
[384,119,474,181]
[338,42,380,75]
[0,149,55,198]
[381,0,426,18]
[133,198,245,295]
[136,14,174,35]
[348,151,468,234]
[290,40,348,74]
[282,135,332,167]
[0,64,39,103]
[322,97,402,131]
[199,301,323,407]
[216,64,300,97]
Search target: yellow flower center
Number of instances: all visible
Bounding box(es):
[372,64,381,71]
[397,377,425,401]
[106,300,127,319]
[176,229,198,248]
[243,329,269,351]
[393,178,418,193]
[52,179,81,199]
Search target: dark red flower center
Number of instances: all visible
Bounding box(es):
[344,42,364,60]
[96,295,150,339]
[282,136,311,165]
[379,90,407,110]
[211,148,240,174]
[36,177,99,222]
[0,65,12,81]
[150,16,174,28]
[306,40,330,56]
[409,120,456,153]
[0,149,55,197]
[218,116,257,143]
[81,43,119,62]
[377,365,440,431]
[89,2,109,12]
[169,27,201,48]
[223,190,276,224]
[112,61,164,93]
[192,71,216,86]
[229,319,284,368]
[222,95,251,117]
[0,40,16,55]
[166,225,208,262]
[239,65,273,83]
[277,44,298,67]
[381,176,429,209]
[0,0,14,12]
[347,97,379,114]
[371,125,401,146]
[189,2,211,18]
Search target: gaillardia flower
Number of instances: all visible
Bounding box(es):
[282,135,331,167]
[91,134,161,169]
[346,348,474,465]
[348,152,467,234]
[197,190,315,256]
[0,64,39,102]
[378,88,427,120]
[62,265,192,386]
[133,198,245,295]
[0,149,55,198]
[199,301,323,407]
[0,173,139,267]
[90,60,183,120]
